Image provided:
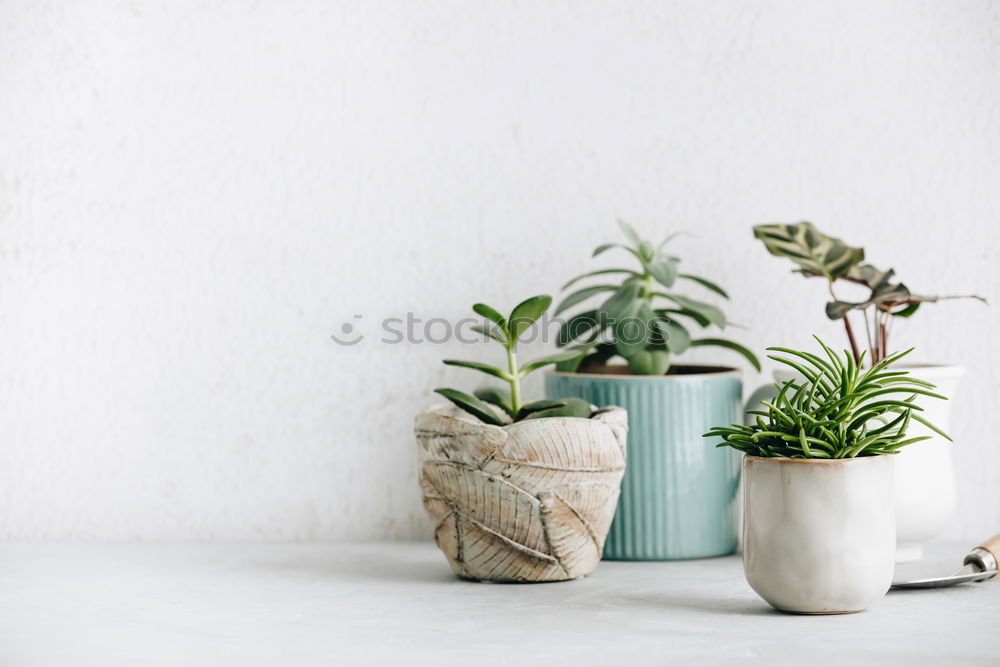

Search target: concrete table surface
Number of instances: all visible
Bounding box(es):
[1,541,996,666]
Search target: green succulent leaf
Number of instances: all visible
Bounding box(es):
[658,294,726,328]
[472,303,507,331]
[678,274,730,299]
[617,219,642,248]
[442,359,512,381]
[627,348,671,375]
[555,285,618,316]
[753,222,864,280]
[561,268,639,291]
[600,283,642,321]
[515,399,568,420]
[508,294,552,341]
[556,309,604,347]
[519,349,590,375]
[659,307,711,328]
[647,254,680,289]
[524,397,593,420]
[470,324,506,344]
[434,388,505,426]
[690,338,761,371]
[473,386,514,417]
[656,317,691,354]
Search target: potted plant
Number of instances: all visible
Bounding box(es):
[752,222,984,561]
[705,339,950,614]
[545,221,760,560]
[415,295,628,582]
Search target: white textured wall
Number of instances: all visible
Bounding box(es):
[2,1,998,541]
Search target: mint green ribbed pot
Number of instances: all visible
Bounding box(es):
[545,366,742,560]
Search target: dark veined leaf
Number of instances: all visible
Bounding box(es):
[647,254,680,289]
[508,294,552,341]
[434,388,505,426]
[519,349,590,375]
[555,285,618,316]
[472,303,506,330]
[600,283,642,321]
[753,222,864,280]
[470,324,506,344]
[442,359,511,380]
[678,273,729,299]
[561,268,639,291]
[658,294,726,328]
[627,348,671,375]
[474,386,514,417]
[524,397,593,420]
[617,219,642,248]
[515,399,567,420]
[690,338,762,371]
[556,309,604,347]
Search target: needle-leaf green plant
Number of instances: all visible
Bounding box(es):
[704,337,950,459]
[435,295,592,426]
[555,221,760,375]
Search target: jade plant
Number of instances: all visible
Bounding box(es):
[704,337,950,459]
[753,222,984,365]
[435,295,592,426]
[555,221,759,375]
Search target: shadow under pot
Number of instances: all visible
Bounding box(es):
[743,455,896,614]
[546,365,742,560]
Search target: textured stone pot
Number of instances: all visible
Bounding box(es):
[743,455,896,614]
[415,403,628,582]
[546,365,742,560]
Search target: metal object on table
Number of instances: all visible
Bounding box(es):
[891,532,1000,590]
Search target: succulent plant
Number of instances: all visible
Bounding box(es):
[554,221,760,375]
[705,337,950,459]
[753,222,985,364]
[435,295,593,425]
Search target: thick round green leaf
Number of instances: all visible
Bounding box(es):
[627,348,671,375]
[434,388,505,426]
[443,359,511,380]
[474,386,514,417]
[599,283,641,321]
[648,254,680,289]
[515,399,567,420]
[523,397,593,420]
[656,317,691,353]
[472,303,506,331]
[508,294,552,342]
[617,219,642,248]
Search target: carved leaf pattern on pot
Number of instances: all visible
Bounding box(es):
[415,403,628,582]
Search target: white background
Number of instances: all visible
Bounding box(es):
[2,0,998,542]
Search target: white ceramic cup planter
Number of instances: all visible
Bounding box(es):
[743,455,896,614]
[747,363,962,563]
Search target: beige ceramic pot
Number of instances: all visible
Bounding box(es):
[415,403,627,582]
[743,455,895,614]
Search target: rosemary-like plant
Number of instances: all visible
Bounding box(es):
[704,337,951,459]
[435,295,592,426]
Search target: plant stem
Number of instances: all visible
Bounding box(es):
[506,343,521,414]
[828,281,861,365]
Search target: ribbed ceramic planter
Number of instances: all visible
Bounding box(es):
[545,365,742,560]
[415,403,628,582]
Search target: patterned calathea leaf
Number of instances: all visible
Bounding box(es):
[753,222,865,281]
[825,263,982,320]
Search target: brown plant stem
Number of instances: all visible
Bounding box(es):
[829,281,861,365]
